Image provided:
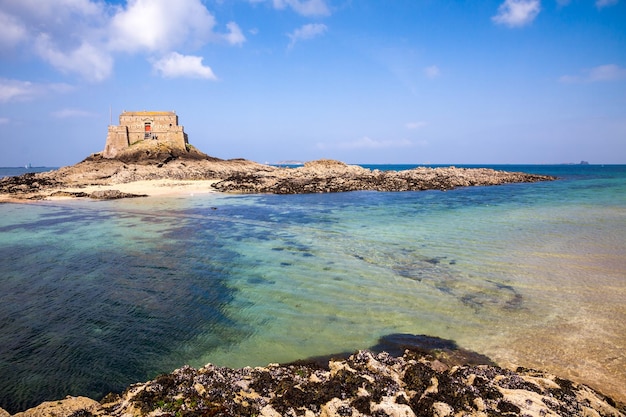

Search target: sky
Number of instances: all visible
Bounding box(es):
[0,0,625,166]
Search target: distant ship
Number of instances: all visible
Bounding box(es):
[25,163,32,169]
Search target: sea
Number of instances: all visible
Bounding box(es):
[1,164,625,413]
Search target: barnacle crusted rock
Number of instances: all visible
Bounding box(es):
[9,350,621,417]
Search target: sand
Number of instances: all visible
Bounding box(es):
[0,179,220,203]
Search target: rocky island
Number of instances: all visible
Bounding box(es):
[0,110,554,201]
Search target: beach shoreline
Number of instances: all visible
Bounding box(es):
[51,179,220,199]
[0,179,220,203]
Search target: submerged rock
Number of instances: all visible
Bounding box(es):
[88,190,147,200]
[5,348,623,417]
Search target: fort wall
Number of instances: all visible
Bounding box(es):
[103,111,189,158]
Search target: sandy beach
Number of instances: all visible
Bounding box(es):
[0,179,220,203]
[54,179,220,197]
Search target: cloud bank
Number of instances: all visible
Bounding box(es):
[0,0,245,83]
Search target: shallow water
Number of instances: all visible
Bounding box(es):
[1,165,625,412]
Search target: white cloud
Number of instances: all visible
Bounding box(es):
[423,65,440,79]
[35,34,113,82]
[492,0,540,27]
[559,64,626,83]
[588,64,626,81]
[271,0,330,16]
[288,23,328,49]
[51,108,96,118]
[0,117,10,125]
[7,0,104,20]
[0,0,107,49]
[0,78,72,103]
[0,0,244,83]
[153,52,217,80]
[316,137,413,150]
[0,0,113,82]
[0,78,37,103]
[0,10,28,50]
[108,0,216,53]
[596,0,619,8]
[223,22,246,46]
[406,121,427,130]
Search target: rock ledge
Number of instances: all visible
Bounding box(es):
[6,349,623,417]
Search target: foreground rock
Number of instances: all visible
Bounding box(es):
[0,145,555,200]
[5,349,623,417]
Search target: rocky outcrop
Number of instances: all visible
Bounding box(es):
[99,140,216,164]
[0,173,63,197]
[212,159,554,194]
[48,190,147,199]
[0,152,556,200]
[0,149,273,200]
[4,348,623,417]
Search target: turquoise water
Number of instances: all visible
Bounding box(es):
[1,165,625,412]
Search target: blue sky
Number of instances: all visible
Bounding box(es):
[1,0,625,166]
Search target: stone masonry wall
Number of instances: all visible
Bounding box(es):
[103,111,189,158]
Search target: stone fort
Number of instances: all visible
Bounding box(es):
[103,111,189,158]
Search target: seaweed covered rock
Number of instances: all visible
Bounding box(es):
[212,161,555,194]
[0,173,62,199]
[9,350,622,417]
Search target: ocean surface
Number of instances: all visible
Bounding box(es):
[1,164,625,412]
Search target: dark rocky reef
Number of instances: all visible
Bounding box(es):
[211,160,555,194]
[0,173,62,199]
[5,339,623,417]
[48,189,148,200]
